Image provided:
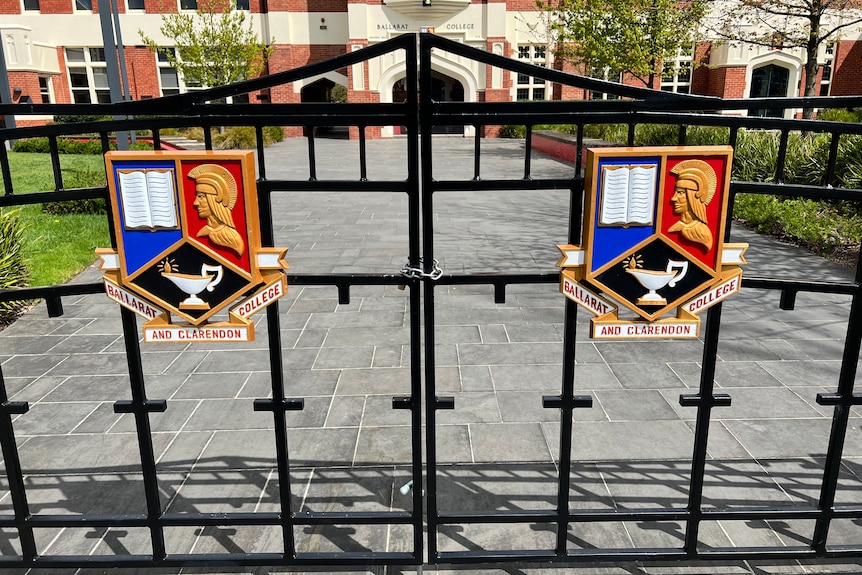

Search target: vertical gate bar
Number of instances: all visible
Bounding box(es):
[473,125,481,180]
[0,366,37,560]
[0,143,13,195]
[812,248,862,552]
[678,125,687,146]
[574,124,584,176]
[826,132,840,187]
[554,299,579,556]
[776,129,789,184]
[258,185,297,557]
[627,122,635,146]
[256,126,266,178]
[683,302,723,554]
[555,165,585,555]
[404,35,423,562]
[153,129,162,151]
[204,125,213,150]
[524,125,533,180]
[307,127,317,181]
[49,136,63,189]
[359,126,368,181]
[120,306,167,559]
[419,31,440,563]
[728,126,738,149]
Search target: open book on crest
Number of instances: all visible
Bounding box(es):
[117,169,179,230]
[599,164,658,227]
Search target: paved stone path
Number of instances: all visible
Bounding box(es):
[1,136,861,574]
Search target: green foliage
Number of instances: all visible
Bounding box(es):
[541,0,708,86]
[213,126,287,149]
[53,114,113,124]
[819,108,862,123]
[500,125,527,138]
[734,195,862,255]
[0,209,30,326]
[0,153,111,290]
[264,125,285,143]
[140,0,273,89]
[13,138,105,154]
[213,126,258,149]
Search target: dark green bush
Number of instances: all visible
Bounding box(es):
[41,167,108,215]
[0,209,30,326]
[53,114,114,124]
[13,138,108,154]
[499,125,527,139]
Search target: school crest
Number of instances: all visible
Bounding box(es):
[558,146,747,339]
[96,151,288,343]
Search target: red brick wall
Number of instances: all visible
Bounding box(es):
[706,66,746,98]
[145,0,176,13]
[268,0,346,10]
[7,71,41,103]
[125,46,160,99]
[831,40,862,96]
[0,0,21,14]
[40,0,72,14]
[480,37,511,137]
[53,47,72,103]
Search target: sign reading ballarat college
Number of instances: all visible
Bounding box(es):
[558,146,747,339]
[97,151,289,343]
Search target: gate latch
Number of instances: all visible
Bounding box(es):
[399,258,443,289]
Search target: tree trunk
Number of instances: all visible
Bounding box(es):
[802,13,821,120]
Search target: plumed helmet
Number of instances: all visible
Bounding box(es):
[188,164,238,210]
[670,159,717,224]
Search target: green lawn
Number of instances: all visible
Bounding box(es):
[1,152,111,287]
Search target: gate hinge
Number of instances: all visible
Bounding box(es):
[400,258,443,282]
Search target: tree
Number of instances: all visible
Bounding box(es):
[540,0,709,88]
[140,1,273,90]
[709,0,862,118]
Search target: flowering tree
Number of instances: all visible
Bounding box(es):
[140,1,272,89]
[709,0,862,118]
[540,0,709,88]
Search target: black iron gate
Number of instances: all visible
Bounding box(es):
[1,32,862,569]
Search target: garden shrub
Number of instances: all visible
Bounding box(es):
[41,167,108,216]
[0,209,30,326]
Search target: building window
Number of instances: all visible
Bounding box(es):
[75,0,93,10]
[661,46,694,94]
[820,42,834,97]
[180,0,197,10]
[22,0,39,11]
[514,44,548,101]
[236,0,249,9]
[39,76,52,103]
[65,47,110,104]
[127,0,145,10]
[589,67,621,100]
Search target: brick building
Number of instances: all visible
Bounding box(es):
[2,0,862,134]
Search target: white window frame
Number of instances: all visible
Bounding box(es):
[38,75,53,103]
[65,47,110,104]
[589,67,622,100]
[514,44,549,101]
[661,45,695,94]
[820,42,834,97]
[155,48,249,103]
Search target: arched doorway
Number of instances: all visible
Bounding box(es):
[749,64,791,117]
[301,78,347,138]
[431,70,464,134]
